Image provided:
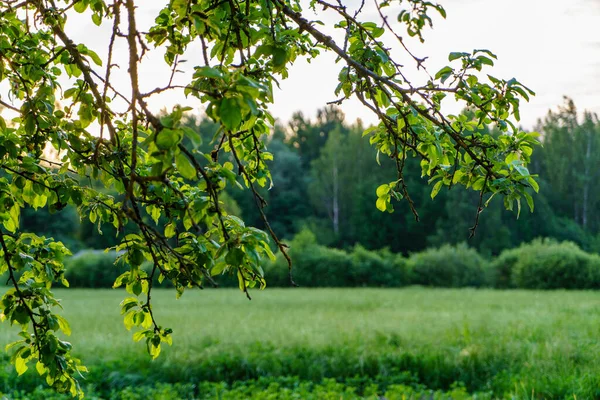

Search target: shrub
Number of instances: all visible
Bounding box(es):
[63,251,185,289]
[508,239,600,289]
[263,228,352,287]
[61,238,600,290]
[263,229,409,287]
[486,248,521,289]
[64,250,125,288]
[293,245,353,287]
[349,245,408,287]
[262,228,319,287]
[261,254,290,287]
[408,244,487,287]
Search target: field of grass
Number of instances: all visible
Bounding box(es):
[2,288,600,399]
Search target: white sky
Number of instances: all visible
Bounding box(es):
[2,0,600,130]
[268,0,600,129]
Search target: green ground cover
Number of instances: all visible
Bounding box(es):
[1,288,600,399]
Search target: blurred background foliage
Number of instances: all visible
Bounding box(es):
[18,97,600,289]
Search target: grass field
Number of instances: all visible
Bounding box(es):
[2,288,600,399]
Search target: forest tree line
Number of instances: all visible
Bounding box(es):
[20,97,600,257]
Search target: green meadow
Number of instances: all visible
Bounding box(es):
[2,288,600,399]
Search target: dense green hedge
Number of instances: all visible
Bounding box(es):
[60,250,237,289]
[63,250,124,288]
[486,248,520,289]
[488,239,600,289]
[407,244,486,288]
[263,229,408,287]
[46,231,600,290]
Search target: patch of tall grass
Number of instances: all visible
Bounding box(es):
[2,288,600,398]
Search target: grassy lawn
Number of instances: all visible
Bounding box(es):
[2,288,600,398]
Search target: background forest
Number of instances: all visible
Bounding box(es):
[23,97,600,258]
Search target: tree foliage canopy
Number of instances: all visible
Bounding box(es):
[0,0,537,396]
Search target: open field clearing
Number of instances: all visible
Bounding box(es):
[1,288,600,399]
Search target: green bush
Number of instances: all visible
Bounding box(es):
[295,245,353,287]
[486,248,521,289]
[262,229,315,287]
[408,244,487,288]
[349,245,407,287]
[63,251,184,289]
[264,229,408,287]
[507,239,600,290]
[34,236,600,290]
[263,228,351,287]
[64,250,125,288]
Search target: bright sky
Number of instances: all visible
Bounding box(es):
[268,0,600,129]
[2,0,600,131]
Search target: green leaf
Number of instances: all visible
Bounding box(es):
[130,249,144,266]
[175,153,196,179]
[148,339,161,359]
[362,126,377,137]
[120,297,139,313]
[56,314,72,336]
[435,66,453,82]
[36,361,46,376]
[511,161,530,177]
[182,126,202,147]
[164,223,176,239]
[113,272,131,289]
[472,177,486,191]
[528,177,539,193]
[86,49,103,66]
[133,330,148,342]
[211,262,227,276]
[260,242,276,261]
[237,270,246,291]
[523,191,534,212]
[477,55,494,66]
[194,67,223,79]
[124,312,135,330]
[376,184,390,197]
[92,13,102,26]
[430,180,443,199]
[225,248,244,266]
[448,52,467,61]
[155,128,183,150]
[4,205,19,233]
[505,152,519,165]
[219,98,242,130]
[74,1,88,13]
[271,47,287,69]
[131,280,142,296]
[16,355,28,376]
[452,170,464,184]
[376,197,388,212]
[150,206,161,224]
